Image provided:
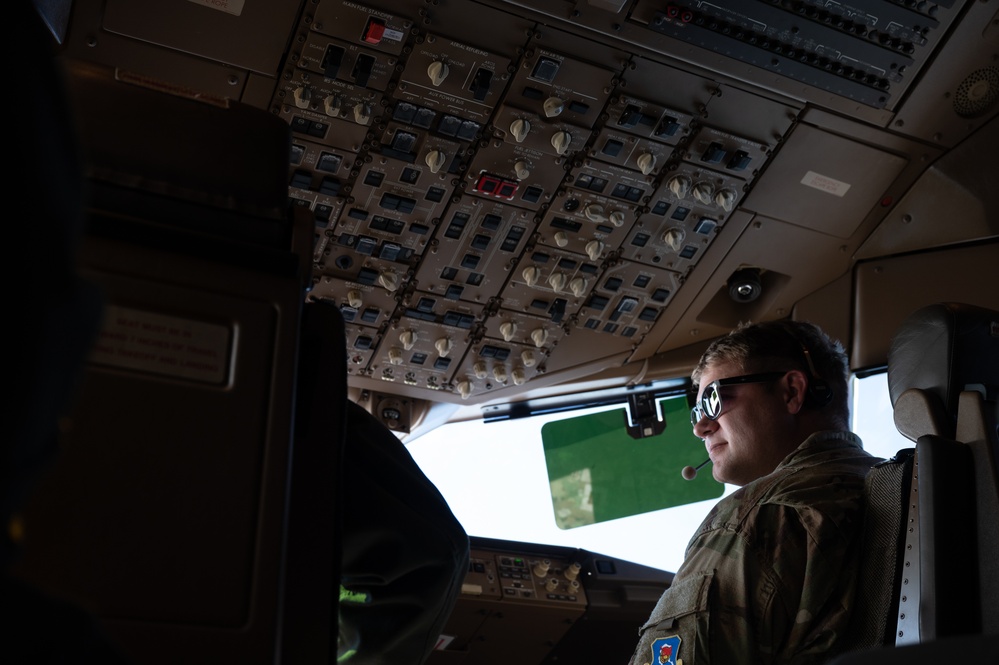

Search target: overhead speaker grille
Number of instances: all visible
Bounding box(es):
[953,67,999,118]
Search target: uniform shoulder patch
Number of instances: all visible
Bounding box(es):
[650,635,681,665]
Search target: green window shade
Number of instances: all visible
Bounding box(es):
[542,396,723,529]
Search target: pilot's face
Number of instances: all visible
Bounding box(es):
[691,360,793,486]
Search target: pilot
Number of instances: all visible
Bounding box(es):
[337,398,470,665]
[629,320,880,665]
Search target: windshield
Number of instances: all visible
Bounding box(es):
[406,371,913,573]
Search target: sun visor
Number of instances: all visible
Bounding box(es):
[542,394,723,529]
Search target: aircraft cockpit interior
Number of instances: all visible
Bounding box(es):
[5,0,999,663]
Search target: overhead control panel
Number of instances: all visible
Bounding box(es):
[274,0,803,403]
[630,0,957,110]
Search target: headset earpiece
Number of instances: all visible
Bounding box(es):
[780,324,834,408]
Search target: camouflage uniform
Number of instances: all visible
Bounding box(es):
[629,431,879,665]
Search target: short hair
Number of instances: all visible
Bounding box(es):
[692,319,850,426]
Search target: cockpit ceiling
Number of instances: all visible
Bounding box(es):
[54,0,999,406]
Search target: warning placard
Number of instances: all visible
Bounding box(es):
[90,305,231,384]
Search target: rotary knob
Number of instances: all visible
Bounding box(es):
[427,60,449,86]
[715,188,737,212]
[388,348,404,365]
[292,85,311,109]
[378,270,399,292]
[323,93,343,117]
[522,265,541,287]
[668,174,691,199]
[551,130,572,155]
[425,149,447,174]
[637,152,657,175]
[510,118,531,143]
[353,102,372,125]
[399,330,417,350]
[585,239,605,261]
[663,227,685,252]
[531,327,549,348]
[543,96,564,117]
[584,203,606,223]
[500,321,517,342]
[435,337,453,357]
[692,181,715,205]
[457,380,472,400]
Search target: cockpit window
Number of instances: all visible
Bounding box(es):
[407,371,913,573]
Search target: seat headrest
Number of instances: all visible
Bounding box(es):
[887,302,999,432]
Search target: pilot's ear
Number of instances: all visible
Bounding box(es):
[783,369,809,415]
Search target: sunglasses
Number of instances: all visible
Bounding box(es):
[690,371,787,426]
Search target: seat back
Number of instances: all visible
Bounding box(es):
[8,57,342,664]
[837,302,999,664]
[887,302,999,642]
[845,448,914,650]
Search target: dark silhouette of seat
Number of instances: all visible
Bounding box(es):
[834,302,999,663]
[6,29,338,662]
